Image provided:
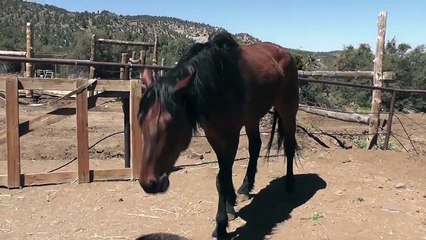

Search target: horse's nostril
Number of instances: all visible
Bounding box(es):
[159,174,170,192]
[139,179,158,194]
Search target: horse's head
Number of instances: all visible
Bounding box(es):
[137,72,196,194]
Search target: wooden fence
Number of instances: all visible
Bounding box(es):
[0,75,145,188]
[0,31,168,188]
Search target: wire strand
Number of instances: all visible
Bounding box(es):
[48,131,124,173]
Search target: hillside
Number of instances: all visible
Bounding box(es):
[0,0,259,54]
[0,0,338,68]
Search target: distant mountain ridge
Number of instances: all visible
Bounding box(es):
[0,0,260,48]
[0,0,339,69]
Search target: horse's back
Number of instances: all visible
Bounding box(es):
[240,42,298,90]
[242,42,293,63]
[239,42,299,122]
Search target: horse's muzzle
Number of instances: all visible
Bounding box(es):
[138,173,170,194]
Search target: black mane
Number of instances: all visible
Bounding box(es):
[138,31,245,130]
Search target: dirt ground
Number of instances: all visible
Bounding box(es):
[0,95,425,240]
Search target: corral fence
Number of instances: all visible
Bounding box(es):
[1,57,425,190]
[0,58,171,189]
[297,12,426,151]
[0,22,170,189]
[0,11,425,190]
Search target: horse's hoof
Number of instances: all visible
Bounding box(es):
[212,232,228,240]
[227,212,237,221]
[237,194,250,202]
[212,235,229,240]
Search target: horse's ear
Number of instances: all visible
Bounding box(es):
[175,71,196,90]
[142,68,154,87]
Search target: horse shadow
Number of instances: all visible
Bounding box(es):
[232,173,327,240]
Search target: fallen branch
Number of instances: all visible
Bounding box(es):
[299,105,370,124]
[297,125,330,148]
[90,234,129,239]
[128,213,160,219]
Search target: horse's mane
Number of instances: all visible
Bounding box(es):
[138,31,245,131]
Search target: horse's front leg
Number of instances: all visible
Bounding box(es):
[213,161,236,239]
[206,131,240,239]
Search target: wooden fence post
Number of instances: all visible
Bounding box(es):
[25,22,34,98]
[368,11,387,149]
[139,49,147,80]
[6,76,21,188]
[120,53,129,80]
[152,35,159,80]
[89,34,97,79]
[130,80,143,179]
[76,80,90,183]
[153,34,159,65]
[120,53,131,168]
[89,34,97,97]
[130,51,136,79]
[160,58,165,77]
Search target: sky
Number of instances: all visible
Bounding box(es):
[33,0,426,52]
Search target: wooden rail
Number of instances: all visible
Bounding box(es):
[97,38,155,47]
[0,56,172,71]
[0,78,131,91]
[0,50,26,56]
[298,70,395,80]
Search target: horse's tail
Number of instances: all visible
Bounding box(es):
[265,108,284,160]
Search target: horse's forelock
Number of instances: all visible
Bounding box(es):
[138,77,178,124]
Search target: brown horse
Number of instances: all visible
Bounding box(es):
[137,31,299,239]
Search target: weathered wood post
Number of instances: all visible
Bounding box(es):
[89,34,97,96]
[139,48,147,80]
[120,53,129,80]
[160,58,165,77]
[120,53,131,168]
[152,34,159,80]
[130,79,143,179]
[6,76,21,188]
[25,22,34,98]
[368,11,387,149]
[76,79,90,183]
[153,35,159,65]
[89,34,97,79]
[129,51,136,79]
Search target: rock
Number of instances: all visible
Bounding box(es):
[395,183,406,189]
[189,152,204,160]
[382,205,404,213]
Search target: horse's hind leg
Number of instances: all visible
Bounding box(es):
[237,121,261,200]
[275,102,298,193]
